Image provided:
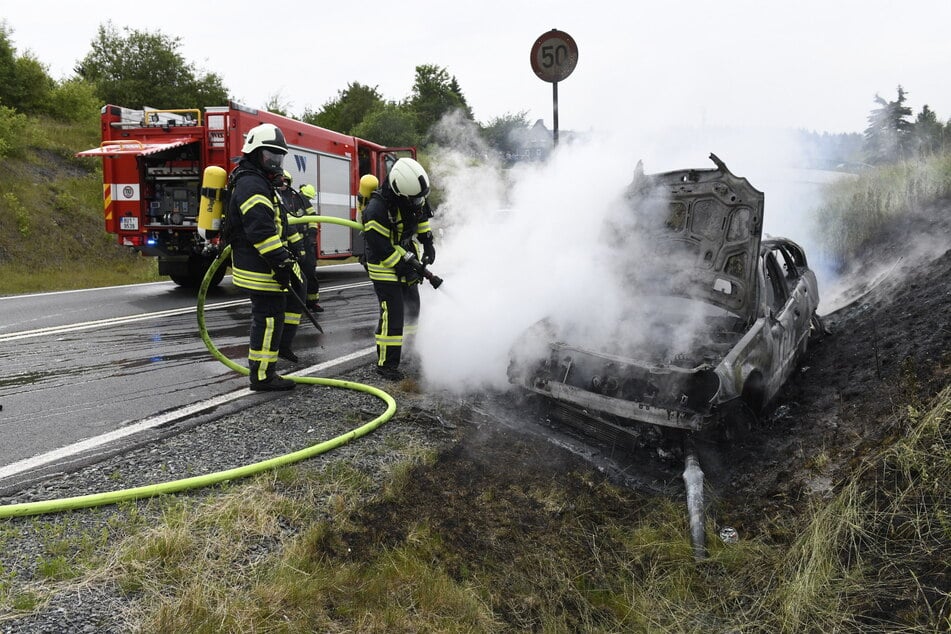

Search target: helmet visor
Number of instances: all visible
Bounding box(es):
[261,148,285,173]
[406,194,426,210]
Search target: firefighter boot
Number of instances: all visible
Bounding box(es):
[375,364,404,381]
[278,322,300,363]
[278,347,300,363]
[248,361,295,391]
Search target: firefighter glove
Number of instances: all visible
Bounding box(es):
[394,260,413,279]
[422,241,436,265]
[273,258,303,289]
[395,253,420,284]
[398,265,421,286]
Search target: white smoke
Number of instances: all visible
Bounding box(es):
[414,119,833,395]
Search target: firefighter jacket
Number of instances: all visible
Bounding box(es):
[362,187,434,284]
[226,159,294,293]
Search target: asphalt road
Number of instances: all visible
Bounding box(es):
[0,263,378,487]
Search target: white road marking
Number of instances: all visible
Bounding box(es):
[0,346,376,481]
[0,264,363,301]
[0,281,371,343]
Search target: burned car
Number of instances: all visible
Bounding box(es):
[507,154,822,444]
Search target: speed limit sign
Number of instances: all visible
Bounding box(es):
[530,29,578,83]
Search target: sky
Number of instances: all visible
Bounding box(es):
[3,0,951,135]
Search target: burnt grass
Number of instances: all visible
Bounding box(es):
[715,203,951,521]
[341,424,651,628]
[299,202,951,629]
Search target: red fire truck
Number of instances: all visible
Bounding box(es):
[77,102,415,287]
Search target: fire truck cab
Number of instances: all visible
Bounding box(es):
[77,102,415,287]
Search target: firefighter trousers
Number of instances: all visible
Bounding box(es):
[302,229,319,304]
[372,281,420,370]
[247,291,300,382]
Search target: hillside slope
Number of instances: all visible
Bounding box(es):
[0,122,157,294]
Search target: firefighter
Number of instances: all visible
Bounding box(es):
[273,170,309,364]
[362,157,436,381]
[297,183,323,312]
[226,122,304,391]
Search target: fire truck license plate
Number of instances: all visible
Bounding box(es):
[120,217,139,231]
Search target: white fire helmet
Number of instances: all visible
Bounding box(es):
[241,123,288,155]
[388,157,430,206]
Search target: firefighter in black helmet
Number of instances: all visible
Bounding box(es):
[226,122,304,391]
[296,182,323,312]
[362,157,436,381]
[273,169,310,364]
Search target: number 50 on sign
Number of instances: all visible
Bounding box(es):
[530,29,578,83]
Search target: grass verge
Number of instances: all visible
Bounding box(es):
[813,153,951,267]
[0,258,159,295]
[1,382,947,632]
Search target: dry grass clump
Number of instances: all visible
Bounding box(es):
[814,153,951,267]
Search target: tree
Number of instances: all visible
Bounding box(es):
[911,105,945,157]
[794,129,864,169]
[9,54,54,114]
[406,64,472,138]
[0,22,18,106]
[352,102,417,147]
[264,91,291,117]
[76,21,228,109]
[0,22,54,115]
[863,85,914,164]
[480,111,531,160]
[303,82,385,134]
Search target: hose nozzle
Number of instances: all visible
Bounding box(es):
[403,252,444,289]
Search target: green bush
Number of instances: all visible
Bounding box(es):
[1,192,29,236]
[46,79,101,123]
[0,105,31,157]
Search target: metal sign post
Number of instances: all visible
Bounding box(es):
[530,29,578,147]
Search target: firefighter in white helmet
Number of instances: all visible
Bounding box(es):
[361,157,436,381]
[224,122,303,391]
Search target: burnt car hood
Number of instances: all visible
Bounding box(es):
[626,153,764,323]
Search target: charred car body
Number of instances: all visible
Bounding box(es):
[508,154,821,444]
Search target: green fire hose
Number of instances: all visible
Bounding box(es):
[0,215,395,519]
